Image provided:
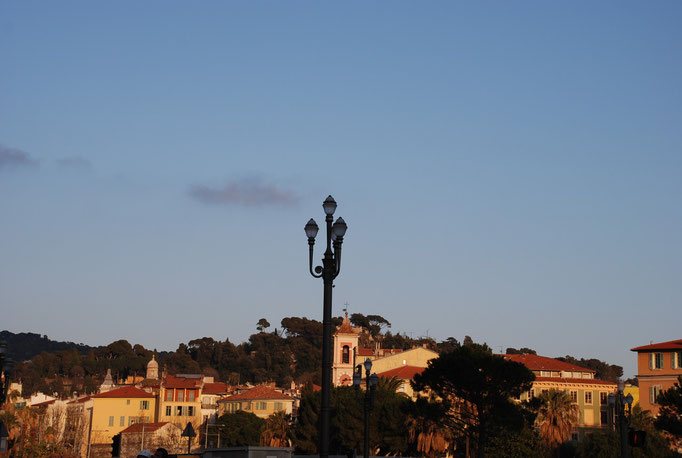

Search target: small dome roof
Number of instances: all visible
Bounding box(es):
[147,355,158,368]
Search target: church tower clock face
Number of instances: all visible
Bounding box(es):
[339,374,351,386]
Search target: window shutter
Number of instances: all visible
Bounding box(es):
[649,353,654,369]
[650,386,655,404]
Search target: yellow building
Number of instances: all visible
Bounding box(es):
[364,346,439,374]
[217,385,294,418]
[88,386,156,447]
[504,354,617,439]
[158,375,203,431]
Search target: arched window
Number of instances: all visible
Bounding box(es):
[342,345,350,364]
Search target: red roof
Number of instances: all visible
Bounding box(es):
[91,386,154,399]
[357,348,374,356]
[335,315,359,335]
[221,385,292,402]
[32,399,57,407]
[503,354,595,373]
[120,422,172,434]
[378,365,425,380]
[163,375,202,389]
[534,377,617,386]
[69,395,92,404]
[203,382,228,395]
[631,339,682,352]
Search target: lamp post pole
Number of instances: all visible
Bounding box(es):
[609,383,634,458]
[306,196,348,458]
[354,358,378,458]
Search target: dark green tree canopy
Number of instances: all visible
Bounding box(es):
[256,318,271,333]
[654,375,682,440]
[413,343,535,458]
[217,411,265,446]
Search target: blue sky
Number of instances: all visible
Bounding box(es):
[1,1,681,378]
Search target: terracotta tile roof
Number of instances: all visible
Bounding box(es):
[220,385,292,402]
[534,376,617,386]
[69,395,92,404]
[32,399,57,407]
[631,339,682,352]
[163,375,202,389]
[335,313,360,335]
[203,382,228,395]
[357,348,374,356]
[503,354,596,373]
[378,365,425,380]
[91,386,155,399]
[120,422,170,434]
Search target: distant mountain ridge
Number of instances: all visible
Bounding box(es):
[0,330,98,362]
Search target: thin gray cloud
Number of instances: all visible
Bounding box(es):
[56,156,92,169]
[0,145,39,170]
[189,179,299,207]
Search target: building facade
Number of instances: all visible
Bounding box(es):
[332,313,360,386]
[158,375,203,431]
[87,386,157,449]
[631,338,682,415]
[217,385,294,418]
[504,354,617,438]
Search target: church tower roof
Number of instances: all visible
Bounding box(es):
[335,311,359,335]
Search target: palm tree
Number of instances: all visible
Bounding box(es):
[406,397,453,458]
[260,410,291,447]
[535,389,579,454]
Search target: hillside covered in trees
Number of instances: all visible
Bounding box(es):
[3,313,624,396]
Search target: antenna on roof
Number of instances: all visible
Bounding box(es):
[343,302,349,314]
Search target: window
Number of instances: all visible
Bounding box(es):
[166,406,172,416]
[188,406,194,416]
[528,389,534,399]
[177,390,184,402]
[126,399,130,405]
[176,406,183,416]
[108,416,114,427]
[570,391,578,403]
[188,390,195,402]
[274,402,283,410]
[140,400,149,410]
[650,385,663,404]
[257,401,267,410]
[600,410,608,426]
[650,353,664,369]
[342,345,350,364]
[540,371,551,377]
[585,391,593,404]
[600,392,608,405]
[166,389,173,401]
[541,389,548,395]
[673,351,682,369]
[120,416,125,427]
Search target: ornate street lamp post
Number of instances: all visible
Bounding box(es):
[305,195,348,458]
[608,383,634,458]
[353,358,378,458]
